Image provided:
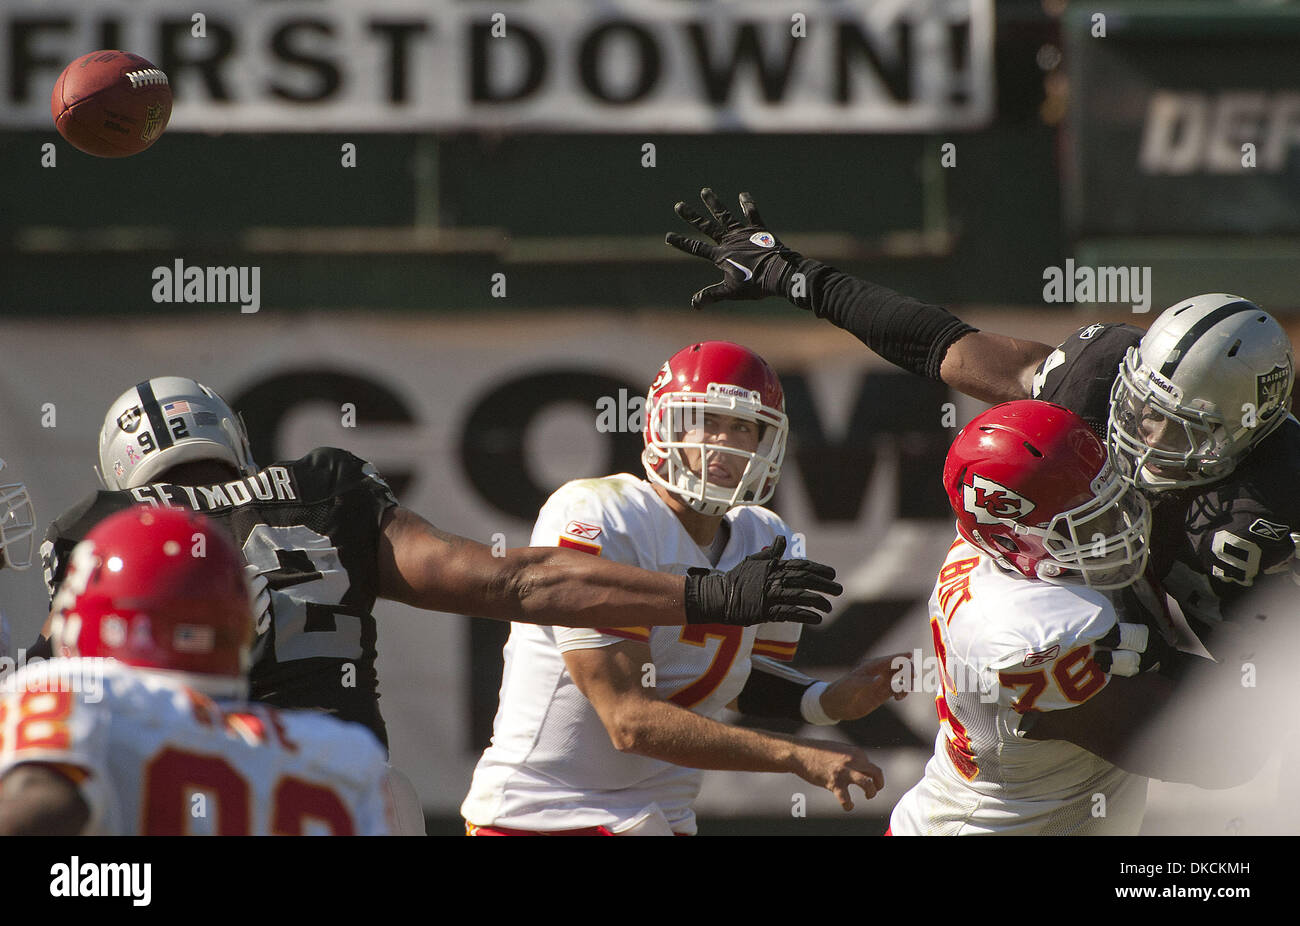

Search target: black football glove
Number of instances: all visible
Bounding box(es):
[683,535,841,626]
[665,188,803,309]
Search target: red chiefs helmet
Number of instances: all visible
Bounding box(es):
[642,341,788,516]
[49,507,252,697]
[943,400,1150,589]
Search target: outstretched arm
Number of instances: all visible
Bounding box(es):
[566,641,884,810]
[737,652,910,725]
[667,188,1053,403]
[376,507,840,629]
[938,332,1053,405]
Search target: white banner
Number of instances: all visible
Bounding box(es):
[6,0,995,132]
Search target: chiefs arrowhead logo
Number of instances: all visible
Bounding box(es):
[962,473,1036,525]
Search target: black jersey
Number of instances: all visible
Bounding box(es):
[43,447,399,747]
[1030,324,1300,628]
[1177,419,1300,614]
[1030,322,1143,438]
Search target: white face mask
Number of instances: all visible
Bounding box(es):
[0,461,35,571]
[643,394,788,517]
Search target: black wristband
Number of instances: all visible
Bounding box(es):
[735,667,815,721]
[791,258,977,380]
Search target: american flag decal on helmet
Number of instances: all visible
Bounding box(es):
[174,624,215,653]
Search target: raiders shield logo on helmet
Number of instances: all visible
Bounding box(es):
[1255,365,1289,417]
[117,406,143,433]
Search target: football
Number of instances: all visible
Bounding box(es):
[51,50,172,157]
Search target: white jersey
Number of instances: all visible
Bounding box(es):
[461,474,802,835]
[889,538,1148,835]
[0,660,393,835]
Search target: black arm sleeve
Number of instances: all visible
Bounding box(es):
[735,663,815,721]
[791,258,977,381]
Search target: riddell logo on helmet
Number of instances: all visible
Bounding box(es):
[1088,461,1116,495]
[963,474,1036,524]
[1145,369,1183,403]
[706,383,760,402]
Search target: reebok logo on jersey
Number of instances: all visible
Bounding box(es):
[565,520,603,541]
[1023,644,1060,668]
[1078,324,1105,340]
[1248,518,1290,542]
[963,474,1036,524]
[50,856,151,906]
